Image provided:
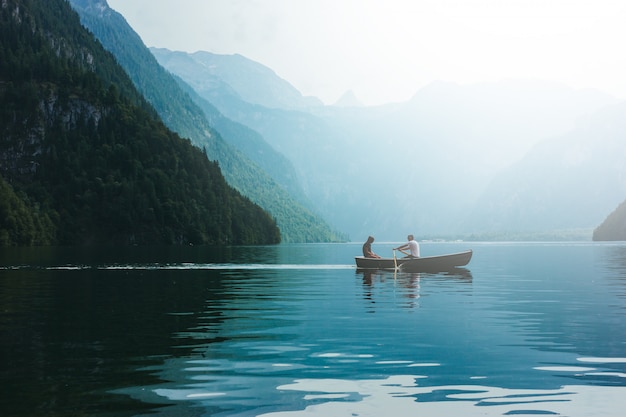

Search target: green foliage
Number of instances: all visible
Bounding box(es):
[0,177,55,246]
[0,0,280,246]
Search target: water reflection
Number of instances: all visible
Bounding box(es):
[256,376,626,417]
[358,270,422,310]
[601,244,626,281]
[0,267,214,416]
[357,268,472,311]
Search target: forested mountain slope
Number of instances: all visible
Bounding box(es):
[69,0,345,243]
[150,48,359,232]
[0,0,280,246]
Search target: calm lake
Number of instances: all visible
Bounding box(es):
[2,241,626,416]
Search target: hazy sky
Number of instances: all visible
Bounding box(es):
[107,0,626,105]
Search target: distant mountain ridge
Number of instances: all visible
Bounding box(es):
[150,48,352,229]
[153,49,323,110]
[466,101,626,234]
[333,90,363,107]
[151,45,623,240]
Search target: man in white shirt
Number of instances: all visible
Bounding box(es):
[394,234,420,258]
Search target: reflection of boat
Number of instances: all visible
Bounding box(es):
[355,250,472,272]
[438,267,473,281]
[357,267,472,281]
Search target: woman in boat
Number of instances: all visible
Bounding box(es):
[394,234,420,258]
[362,236,381,258]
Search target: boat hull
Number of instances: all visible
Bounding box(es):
[355,250,472,272]
[354,256,408,270]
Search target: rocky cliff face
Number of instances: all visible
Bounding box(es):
[1,83,105,181]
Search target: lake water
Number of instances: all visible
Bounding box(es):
[2,241,626,416]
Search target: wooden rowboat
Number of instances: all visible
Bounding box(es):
[355,250,472,272]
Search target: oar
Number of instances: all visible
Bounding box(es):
[392,249,398,279]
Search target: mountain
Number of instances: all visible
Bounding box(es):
[317,80,619,239]
[352,80,621,238]
[149,48,344,192]
[69,0,344,243]
[0,0,280,246]
[150,49,365,231]
[149,48,323,111]
[467,101,626,236]
[333,90,363,108]
[593,198,626,241]
[155,48,618,240]
[166,71,308,203]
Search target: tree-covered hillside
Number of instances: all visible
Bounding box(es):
[69,0,346,243]
[0,0,280,246]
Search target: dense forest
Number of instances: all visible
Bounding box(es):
[0,0,280,246]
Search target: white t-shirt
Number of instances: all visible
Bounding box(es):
[408,240,420,257]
